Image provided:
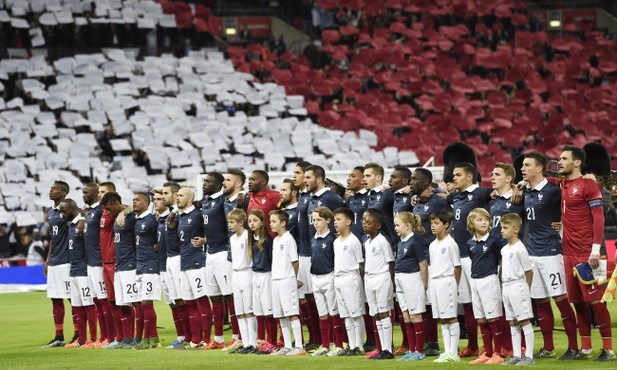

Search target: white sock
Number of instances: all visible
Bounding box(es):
[291,319,304,348]
[238,317,249,347]
[449,322,460,356]
[279,317,292,349]
[511,325,522,358]
[353,316,365,350]
[215,335,224,344]
[345,317,356,350]
[522,323,534,359]
[375,318,384,350]
[441,323,451,354]
[233,334,239,340]
[379,317,393,352]
[177,335,185,342]
[247,316,257,347]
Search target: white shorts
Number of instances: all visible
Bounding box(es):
[395,272,426,315]
[425,265,432,306]
[458,257,472,304]
[298,256,313,299]
[161,271,174,305]
[271,277,299,318]
[180,267,208,301]
[530,255,567,299]
[502,280,533,322]
[205,251,229,297]
[252,271,273,316]
[70,275,95,307]
[364,272,393,316]
[47,263,71,299]
[114,270,139,306]
[470,275,502,320]
[430,276,458,319]
[86,266,107,299]
[165,255,181,302]
[334,272,365,318]
[312,272,338,317]
[226,261,233,296]
[137,273,161,301]
[233,269,253,315]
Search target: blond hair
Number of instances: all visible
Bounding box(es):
[466,208,491,235]
[394,212,425,235]
[500,213,522,228]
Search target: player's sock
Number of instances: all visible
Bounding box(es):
[134,304,144,341]
[522,323,534,359]
[353,316,365,350]
[279,317,292,348]
[441,323,451,354]
[319,318,330,349]
[345,317,356,350]
[500,311,512,352]
[413,320,426,354]
[99,299,114,341]
[179,304,192,343]
[120,306,133,342]
[379,317,393,353]
[257,316,266,342]
[212,301,225,342]
[332,315,346,349]
[573,302,591,350]
[197,296,212,343]
[227,300,240,340]
[299,302,314,344]
[463,304,478,350]
[535,300,554,351]
[396,302,408,349]
[186,300,202,343]
[237,317,249,347]
[171,306,184,337]
[591,302,612,350]
[152,310,159,339]
[450,322,460,356]
[479,321,493,356]
[489,319,503,355]
[511,325,522,358]
[142,304,155,339]
[130,305,136,340]
[308,300,321,345]
[364,311,376,346]
[423,308,438,345]
[291,318,304,348]
[374,317,382,351]
[52,298,65,339]
[86,305,98,342]
[94,299,106,341]
[77,307,87,343]
[111,303,123,342]
[247,316,257,347]
[556,298,578,350]
[71,306,79,340]
[267,317,278,346]
[404,321,416,352]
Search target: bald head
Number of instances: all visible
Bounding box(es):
[177,187,195,210]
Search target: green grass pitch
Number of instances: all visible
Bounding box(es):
[1,292,616,369]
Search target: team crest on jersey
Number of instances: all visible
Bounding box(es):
[424,204,429,211]
[572,186,579,195]
[482,244,488,253]
[403,197,407,203]
[537,193,543,202]
[280,244,284,250]
[261,198,266,205]
[322,242,327,249]
[506,202,511,209]
[468,194,473,201]
[509,252,514,259]
[188,217,192,224]
[304,198,308,204]
[376,195,381,202]
[100,218,105,227]
[403,247,408,254]
[372,247,376,253]
[240,243,244,249]
[441,247,446,254]
[141,223,145,230]
[318,200,322,206]
[361,199,366,205]
[343,245,348,251]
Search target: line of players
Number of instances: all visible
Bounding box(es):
[41,144,614,362]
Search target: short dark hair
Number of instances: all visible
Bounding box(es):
[393,166,412,181]
[101,192,122,206]
[270,209,289,224]
[208,172,225,185]
[563,145,586,163]
[353,166,365,174]
[252,170,270,184]
[282,178,300,193]
[365,162,384,178]
[414,168,433,183]
[524,151,548,172]
[61,198,77,210]
[163,181,180,193]
[227,168,246,185]
[306,165,325,181]
[296,161,312,172]
[333,207,354,221]
[84,182,98,190]
[135,192,151,202]
[363,208,384,226]
[454,162,476,182]
[54,180,70,194]
[430,209,453,226]
[99,182,116,191]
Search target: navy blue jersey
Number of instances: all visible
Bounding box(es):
[307,189,345,239]
[310,231,336,275]
[367,187,396,246]
[285,203,300,248]
[135,213,159,275]
[468,233,501,279]
[412,193,451,263]
[447,186,492,258]
[68,219,88,277]
[164,213,181,258]
[84,203,102,266]
[157,212,168,272]
[201,191,230,255]
[489,192,525,246]
[178,206,206,271]
[252,235,273,272]
[297,191,312,257]
[523,181,562,256]
[394,234,426,273]
[114,213,137,272]
[223,196,242,262]
[48,207,70,266]
[346,190,369,241]
[393,191,414,217]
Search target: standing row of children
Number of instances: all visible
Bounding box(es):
[226,204,534,364]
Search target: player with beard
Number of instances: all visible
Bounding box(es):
[247,170,280,238]
[346,166,369,241]
[363,163,396,246]
[279,179,300,245]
